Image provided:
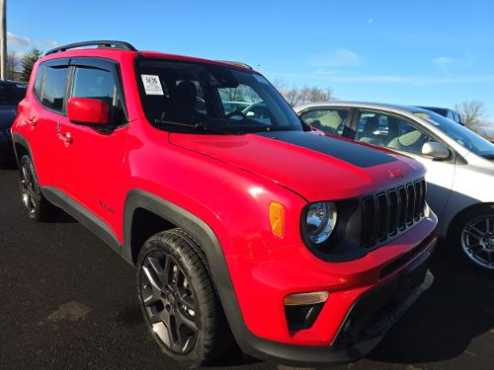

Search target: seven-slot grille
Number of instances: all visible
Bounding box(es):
[361,179,427,248]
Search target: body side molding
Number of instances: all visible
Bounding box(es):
[42,187,124,260]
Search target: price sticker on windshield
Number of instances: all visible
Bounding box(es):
[141,75,164,95]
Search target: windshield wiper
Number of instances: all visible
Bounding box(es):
[154,118,272,134]
[154,119,228,134]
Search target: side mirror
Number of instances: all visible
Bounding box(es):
[67,97,110,126]
[422,142,450,160]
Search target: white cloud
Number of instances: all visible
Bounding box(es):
[268,69,494,87]
[309,49,361,68]
[432,56,455,66]
[314,71,494,86]
[7,32,31,48]
[6,32,60,54]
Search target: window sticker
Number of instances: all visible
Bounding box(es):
[141,75,164,95]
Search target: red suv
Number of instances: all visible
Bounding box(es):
[11,40,438,368]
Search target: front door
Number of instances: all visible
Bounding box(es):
[57,57,129,234]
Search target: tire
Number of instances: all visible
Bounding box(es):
[136,228,232,368]
[18,155,58,222]
[449,205,494,271]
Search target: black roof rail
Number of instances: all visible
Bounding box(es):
[216,60,253,70]
[44,40,137,56]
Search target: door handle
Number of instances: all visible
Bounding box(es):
[58,131,73,145]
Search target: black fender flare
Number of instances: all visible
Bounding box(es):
[11,133,32,168]
[123,190,252,343]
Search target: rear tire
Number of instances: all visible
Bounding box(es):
[18,155,58,222]
[136,228,233,368]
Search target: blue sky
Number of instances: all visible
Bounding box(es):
[8,0,494,120]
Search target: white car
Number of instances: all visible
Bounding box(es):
[296,102,494,270]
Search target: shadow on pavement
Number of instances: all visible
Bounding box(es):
[369,244,494,364]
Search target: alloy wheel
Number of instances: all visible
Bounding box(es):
[20,161,38,217]
[461,215,494,270]
[139,250,200,354]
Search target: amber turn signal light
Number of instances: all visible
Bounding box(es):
[269,202,285,238]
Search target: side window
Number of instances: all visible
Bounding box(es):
[39,65,69,112]
[301,109,351,136]
[71,66,126,125]
[355,110,435,155]
[33,65,46,100]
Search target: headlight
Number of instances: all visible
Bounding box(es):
[303,202,338,245]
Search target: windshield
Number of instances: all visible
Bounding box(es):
[136,59,302,134]
[414,110,494,158]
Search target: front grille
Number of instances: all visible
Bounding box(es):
[361,179,426,248]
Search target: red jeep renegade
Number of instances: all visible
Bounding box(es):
[11,40,437,368]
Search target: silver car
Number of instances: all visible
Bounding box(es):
[296,102,494,270]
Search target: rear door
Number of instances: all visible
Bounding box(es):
[59,57,129,232]
[28,59,70,187]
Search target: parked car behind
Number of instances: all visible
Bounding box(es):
[297,102,494,270]
[0,80,26,165]
[419,106,463,125]
[12,40,437,368]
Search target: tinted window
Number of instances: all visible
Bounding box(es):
[301,108,351,136]
[39,65,69,112]
[355,111,435,155]
[71,67,126,124]
[33,65,46,100]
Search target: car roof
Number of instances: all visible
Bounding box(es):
[295,101,431,114]
[40,41,254,73]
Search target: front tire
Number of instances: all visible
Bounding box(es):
[136,228,231,368]
[18,155,58,222]
[451,206,494,271]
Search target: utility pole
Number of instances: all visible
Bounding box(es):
[0,0,6,80]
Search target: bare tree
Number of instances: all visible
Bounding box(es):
[455,100,486,128]
[272,80,333,106]
[6,52,20,80]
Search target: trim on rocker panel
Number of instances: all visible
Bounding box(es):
[41,187,125,260]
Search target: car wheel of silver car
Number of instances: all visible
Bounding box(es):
[458,209,494,270]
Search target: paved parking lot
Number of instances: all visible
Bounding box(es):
[1,167,493,370]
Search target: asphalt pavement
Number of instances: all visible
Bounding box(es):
[1,167,493,370]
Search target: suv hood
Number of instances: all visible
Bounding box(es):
[169,131,424,201]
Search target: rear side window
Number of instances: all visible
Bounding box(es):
[71,67,126,125]
[33,65,45,99]
[34,63,69,113]
[301,108,351,136]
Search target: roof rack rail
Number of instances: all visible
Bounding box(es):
[216,60,253,70]
[44,40,137,56]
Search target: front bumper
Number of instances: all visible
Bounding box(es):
[234,230,437,366]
